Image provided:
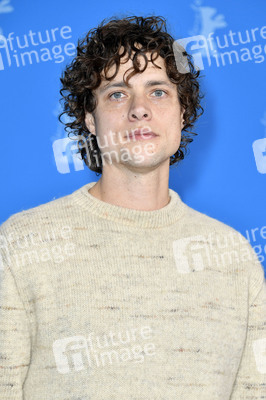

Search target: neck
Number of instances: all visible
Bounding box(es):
[88,162,170,211]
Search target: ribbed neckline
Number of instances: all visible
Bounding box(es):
[70,181,187,229]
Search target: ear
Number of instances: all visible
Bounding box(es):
[85,112,96,136]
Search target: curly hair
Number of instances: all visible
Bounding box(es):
[59,15,204,175]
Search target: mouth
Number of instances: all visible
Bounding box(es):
[126,129,158,140]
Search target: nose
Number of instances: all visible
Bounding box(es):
[128,95,151,121]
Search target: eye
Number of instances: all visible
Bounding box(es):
[109,91,126,100]
[152,89,167,97]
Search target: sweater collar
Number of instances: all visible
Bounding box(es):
[70,181,187,229]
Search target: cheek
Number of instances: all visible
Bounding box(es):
[156,102,182,119]
[96,112,115,132]
[165,113,182,131]
[165,120,182,146]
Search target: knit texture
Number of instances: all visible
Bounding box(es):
[0,181,265,399]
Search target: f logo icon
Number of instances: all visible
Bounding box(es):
[173,35,211,73]
[252,338,266,374]
[172,235,210,274]
[52,137,84,174]
[252,138,266,174]
[0,34,11,71]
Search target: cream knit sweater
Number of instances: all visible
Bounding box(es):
[0,181,265,399]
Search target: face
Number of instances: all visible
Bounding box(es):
[85,48,184,172]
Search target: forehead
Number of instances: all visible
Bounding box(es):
[102,50,168,83]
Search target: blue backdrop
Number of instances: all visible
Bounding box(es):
[0,0,265,274]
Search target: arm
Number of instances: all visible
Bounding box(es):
[0,260,31,399]
[230,248,266,399]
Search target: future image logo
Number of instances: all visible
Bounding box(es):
[173,1,266,72]
[0,25,76,71]
[173,232,254,274]
[53,326,156,374]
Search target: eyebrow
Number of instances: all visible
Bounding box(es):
[99,80,174,93]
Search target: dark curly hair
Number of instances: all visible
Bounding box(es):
[59,15,204,175]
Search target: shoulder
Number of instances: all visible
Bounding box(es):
[181,200,241,237]
[0,190,76,245]
[183,199,257,263]
[181,201,265,294]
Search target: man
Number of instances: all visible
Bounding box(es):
[0,15,265,400]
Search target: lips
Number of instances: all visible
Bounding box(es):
[127,129,158,138]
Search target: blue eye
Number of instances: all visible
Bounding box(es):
[153,90,166,97]
[109,92,125,99]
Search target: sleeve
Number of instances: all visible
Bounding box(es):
[230,245,266,399]
[0,254,32,399]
